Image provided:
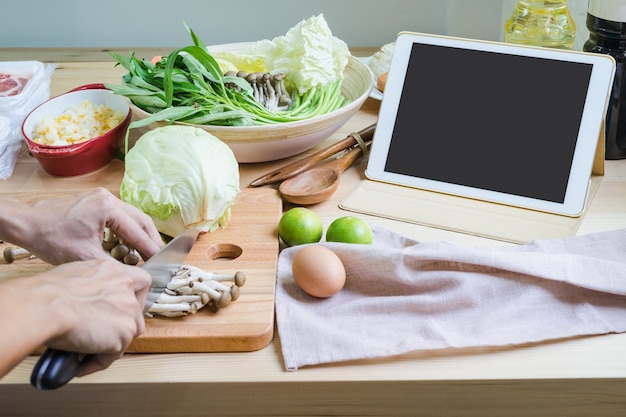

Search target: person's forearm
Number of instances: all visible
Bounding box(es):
[0,276,65,378]
[0,199,58,377]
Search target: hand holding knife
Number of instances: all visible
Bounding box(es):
[30,228,199,390]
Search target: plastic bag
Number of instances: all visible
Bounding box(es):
[0,61,55,179]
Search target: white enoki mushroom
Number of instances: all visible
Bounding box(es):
[146,264,246,318]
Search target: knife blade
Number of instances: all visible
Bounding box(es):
[141,228,199,313]
[30,228,199,390]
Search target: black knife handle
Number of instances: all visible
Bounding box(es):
[30,348,93,390]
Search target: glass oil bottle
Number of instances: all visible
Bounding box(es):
[504,0,576,49]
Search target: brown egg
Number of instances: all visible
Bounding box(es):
[292,245,346,298]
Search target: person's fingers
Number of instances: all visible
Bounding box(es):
[108,204,164,260]
[76,353,120,377]
[76,266,149,378]
[125,265,150,335]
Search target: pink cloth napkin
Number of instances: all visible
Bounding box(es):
[275,226,626,371]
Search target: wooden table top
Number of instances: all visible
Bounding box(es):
[1,51,625,417]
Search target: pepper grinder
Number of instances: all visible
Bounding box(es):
[584,0,626,160]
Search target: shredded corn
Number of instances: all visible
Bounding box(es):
[32,99,124,146]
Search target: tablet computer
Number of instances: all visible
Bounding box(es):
[365,32,615,217]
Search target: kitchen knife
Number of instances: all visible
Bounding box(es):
[30,228,199,390]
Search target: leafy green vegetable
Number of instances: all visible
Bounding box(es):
[250,14,351,95]
[105,22,348,136]
[120,125,240,238]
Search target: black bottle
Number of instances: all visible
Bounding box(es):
[583,1,626,159]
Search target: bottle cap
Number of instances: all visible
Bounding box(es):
[588,0,626,22]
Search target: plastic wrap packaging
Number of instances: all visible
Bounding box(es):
[0,61,55,179]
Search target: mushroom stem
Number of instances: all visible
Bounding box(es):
[236,71,291,111]
[190,281,232,308]
[156,293,203,304]
[146,264,245,317]
[210,271,246,287]
[199,279,232,293]
[150,311,187,318]
[193,269,246,287]
[149,302,198,314]
[3,247,31,264]
[190,281,224,300]
[167,278,195,291]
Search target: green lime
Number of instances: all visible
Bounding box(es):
[278,207,324,247]
[326,216,373,244]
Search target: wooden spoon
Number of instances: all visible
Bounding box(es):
[249,123,376,187]
[278,144,367,205]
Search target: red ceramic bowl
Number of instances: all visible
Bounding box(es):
[21,84,131,176]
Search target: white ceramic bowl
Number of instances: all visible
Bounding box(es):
[129,44,374,163]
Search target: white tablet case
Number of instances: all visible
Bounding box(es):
[341,33,612,244]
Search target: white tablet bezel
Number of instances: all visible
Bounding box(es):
[366,32,615,217]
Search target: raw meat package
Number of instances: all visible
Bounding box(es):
[0,72,31,97]
[0,61,55,179]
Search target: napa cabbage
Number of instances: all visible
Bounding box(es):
[213,14,350,95]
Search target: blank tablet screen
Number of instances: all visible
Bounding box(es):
[385,42,593,204]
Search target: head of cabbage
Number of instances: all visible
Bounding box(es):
[120,125,240,238]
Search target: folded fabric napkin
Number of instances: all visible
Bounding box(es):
[275,226,626,371]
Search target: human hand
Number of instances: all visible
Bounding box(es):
[37,259,151,376]
[21,187,163,265]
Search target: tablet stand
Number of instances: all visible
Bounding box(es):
[340,130,605,244]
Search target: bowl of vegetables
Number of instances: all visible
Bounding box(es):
[107,19,374,163]
[21,84,132,176]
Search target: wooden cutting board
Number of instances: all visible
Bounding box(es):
[0,187,282,353]
[131,187,282,352]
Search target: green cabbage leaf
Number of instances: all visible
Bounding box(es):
[120,126,240,237]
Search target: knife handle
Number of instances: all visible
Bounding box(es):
[30,348,93,390]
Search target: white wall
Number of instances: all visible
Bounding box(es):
[0,0,591,50]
